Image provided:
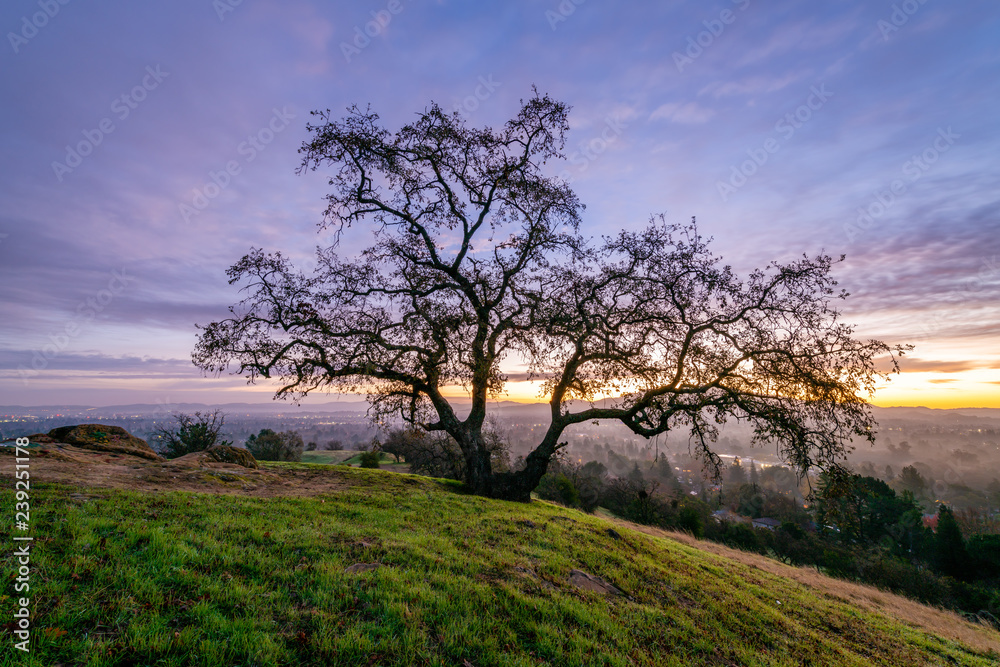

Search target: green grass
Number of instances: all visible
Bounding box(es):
[1,465,996,666]
[299,450,406,469]
[299,450,357,465]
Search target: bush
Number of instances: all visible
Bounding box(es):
[245,429,304,462]
[536,473,578,507]
[678,504,705,538]
[152,410,231,459]
[358,451,382,469]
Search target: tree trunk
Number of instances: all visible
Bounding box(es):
[469,449,553,502]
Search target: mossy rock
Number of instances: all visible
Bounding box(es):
[46,424,162,461]
[202,445,259,469]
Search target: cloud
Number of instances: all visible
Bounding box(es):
[649,102,715,124]
[895,359,991,373]
[0,351,195,374]
[698,73,806,98]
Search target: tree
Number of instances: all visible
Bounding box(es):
[381,428,411,463]
[934,505,969,579]
[726,459,748,487]
[193,91,906,501]
[815,471,919,546]
[898,465,928,497]
[245,429,304,462]
[152,410,231,459]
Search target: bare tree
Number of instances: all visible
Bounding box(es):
[193,91,906,501]
[152,410,231,459]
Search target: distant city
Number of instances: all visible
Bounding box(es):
[4,402,998,512]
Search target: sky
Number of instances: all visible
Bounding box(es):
[0,0,998,408]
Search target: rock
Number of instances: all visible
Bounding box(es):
[344,563,383,574]
[519,519,537,529]
[202,445,259,469]
[606,528,623,540]
[46,424,162,461]
[165,446,259,469]
[567,569,623,596]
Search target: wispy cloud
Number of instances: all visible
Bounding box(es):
[649,102,715,124]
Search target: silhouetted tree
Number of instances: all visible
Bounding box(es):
[193,91,906,501]
[934,505,969,579]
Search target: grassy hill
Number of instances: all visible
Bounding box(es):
[2,464,998,666]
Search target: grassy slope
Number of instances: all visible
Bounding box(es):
[1,464,997,666]
[300,450,407,470]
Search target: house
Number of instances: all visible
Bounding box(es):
[752,517,782,530]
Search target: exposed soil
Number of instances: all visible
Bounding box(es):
[0,444,353,497]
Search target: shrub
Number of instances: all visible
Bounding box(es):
[152,410,231,459]
[245,429,304,462]
[359,451,382,469]
[678,504,705,538]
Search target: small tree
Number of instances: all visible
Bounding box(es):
[245,429,304,462]
[153,410,231,459]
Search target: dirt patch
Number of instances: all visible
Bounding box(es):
[0,448,353,497]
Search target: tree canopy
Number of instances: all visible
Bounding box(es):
[193,90,906,501]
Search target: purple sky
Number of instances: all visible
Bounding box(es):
[1,0,998,407]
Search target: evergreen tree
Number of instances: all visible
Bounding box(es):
[726,459,747,486]
[899,466,927,497]
[749,461,759,489]
[934,505,969,579]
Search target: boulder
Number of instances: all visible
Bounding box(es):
[46,424,162,461]
[202,445,259,469]
[165,445,259,469]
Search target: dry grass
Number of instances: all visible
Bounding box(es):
[611,518,1000,656]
